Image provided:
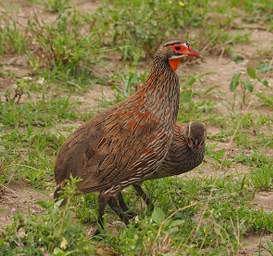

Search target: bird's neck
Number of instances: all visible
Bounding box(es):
[142,57,180,125]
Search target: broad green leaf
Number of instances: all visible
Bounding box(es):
[247,67,257,79]
[229,73,241,92]
[151,207,165,224]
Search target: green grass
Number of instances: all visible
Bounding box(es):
[0,97,77,128]
[0,128,64,186]
[0,0,272,255]
[0,19,26,55]
[0,180,96,255]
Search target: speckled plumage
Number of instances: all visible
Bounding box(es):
[117,122,206,212]
[151,122,205,179]
[54,41,199,229]
[54,55,179,195]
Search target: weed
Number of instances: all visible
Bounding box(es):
[92,0,207,61]
[0,19,26,55]
[27,11,100,87]
[111,69,146,102]
[46,0,71,13]
[229,66,269,108]
[251,165,273,191]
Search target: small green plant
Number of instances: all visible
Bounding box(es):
[0,96,77,128]
[27,11,100,87]
[0,19,27,55]
[46,0,71,13]
[112,69,146,102]
[251,165,273,191]
[229,67,269,108]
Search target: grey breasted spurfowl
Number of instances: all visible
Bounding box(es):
[54,41,200,229]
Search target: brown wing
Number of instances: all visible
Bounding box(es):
[77,109,171,193]
[54,105,172,193]
[54,112,107,186]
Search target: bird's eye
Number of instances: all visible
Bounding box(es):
[175,46,181,51]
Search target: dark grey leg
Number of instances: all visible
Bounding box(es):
[97,192,108,229]
[133,184,154,211]
[108,197,129,225]
[117,192,129,212]
[116,192,137,219]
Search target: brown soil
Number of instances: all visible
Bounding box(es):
[252,192,273,212]
[238,234,273,256]
[234,29,273,59]
[72,84,115,112]
[73,0,99,13]
[0,182,48,233]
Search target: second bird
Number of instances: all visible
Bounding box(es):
[117,121,206,214]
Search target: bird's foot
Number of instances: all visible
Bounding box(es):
[124,210,137,220]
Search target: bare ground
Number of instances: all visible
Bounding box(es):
[0,182,48,232]
[238,234,273,256]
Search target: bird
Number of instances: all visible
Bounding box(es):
[54,40,200,230]
[115,121,206,215]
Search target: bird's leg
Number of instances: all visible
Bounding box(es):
[117,192,129,212]
[108,195,129,225]
[97,192,108,230]
[116,192,137,219]
[133,184,154,211]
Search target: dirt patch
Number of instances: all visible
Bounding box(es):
[72,84,115,112]
[180,160,251,180]
[0,182,48,232]
[182,56,246,114]
[0,55,30,92]
[0,77,14,92]
[252,192,273,212]
[234,29,273,60]
[187,56,245,92]
[73,0,99,13]
[0,0,100,28]
[207,126,221,137]
[238,234,273,256]
[0,0,59,26]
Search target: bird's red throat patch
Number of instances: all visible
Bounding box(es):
[168,59,181,71]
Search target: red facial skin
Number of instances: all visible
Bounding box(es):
[168,43,200,71]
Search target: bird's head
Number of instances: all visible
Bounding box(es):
[156,40,200,71]
[183,122,206,152]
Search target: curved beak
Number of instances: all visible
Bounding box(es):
[186,49,200,57]
[184,46,200,57]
